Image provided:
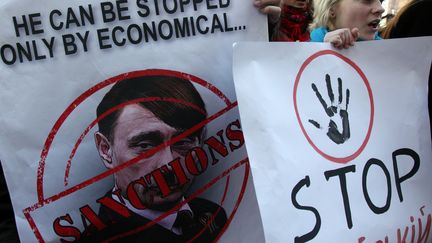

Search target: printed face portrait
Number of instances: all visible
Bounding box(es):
[94,75,207,210]
[333,0,384,40]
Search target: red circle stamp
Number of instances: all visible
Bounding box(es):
[293,50,374,164]
[23,69,250,242]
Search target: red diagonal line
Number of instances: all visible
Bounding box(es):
[212,159,250,243]
[29,101,237,211]
[37,69,232,202]
[64,97,206,186]
[23,209,45,243]
[103,158,248,243]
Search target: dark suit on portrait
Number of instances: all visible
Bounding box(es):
[79,192,227,243]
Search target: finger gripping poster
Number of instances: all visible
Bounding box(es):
[0,1,267,242]
[233,38,432,243]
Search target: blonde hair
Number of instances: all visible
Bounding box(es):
[309,0,341,30]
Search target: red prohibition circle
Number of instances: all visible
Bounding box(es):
[25,69,249,242]
[293,50,375,164]
[36,69,232,202]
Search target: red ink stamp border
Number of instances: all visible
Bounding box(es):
[293,50,375,164]
[23,69,249,242]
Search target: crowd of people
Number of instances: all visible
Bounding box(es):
[255,0,431,130]
[1,0,431,242]
[256,0,431,44]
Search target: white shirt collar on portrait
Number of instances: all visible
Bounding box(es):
[111,188,192,235]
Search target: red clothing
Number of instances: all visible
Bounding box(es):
[272,5,312,42]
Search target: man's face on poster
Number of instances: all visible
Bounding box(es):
[96,104,200,210]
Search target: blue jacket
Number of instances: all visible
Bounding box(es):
[310,27,381,42]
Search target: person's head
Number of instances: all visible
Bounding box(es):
[310,0,384,40]
[284,0,310,9]
[94,75,207,210]
[381,0,432,39]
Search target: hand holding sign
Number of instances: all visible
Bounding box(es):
[308,74,351,144]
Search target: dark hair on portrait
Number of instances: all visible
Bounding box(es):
[96,75,207,141]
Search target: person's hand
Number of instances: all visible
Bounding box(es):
[324,28,359,49]
[254,0,281,24]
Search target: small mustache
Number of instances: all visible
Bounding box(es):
[144,170,180,192]
[162,170,178,187]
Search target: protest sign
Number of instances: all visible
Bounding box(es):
[0,0,267,242]
[233,38,432,242]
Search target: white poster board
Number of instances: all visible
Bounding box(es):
[233,38,432,242]
[0,0,267,242]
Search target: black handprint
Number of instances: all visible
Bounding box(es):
[308,74,350,144]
